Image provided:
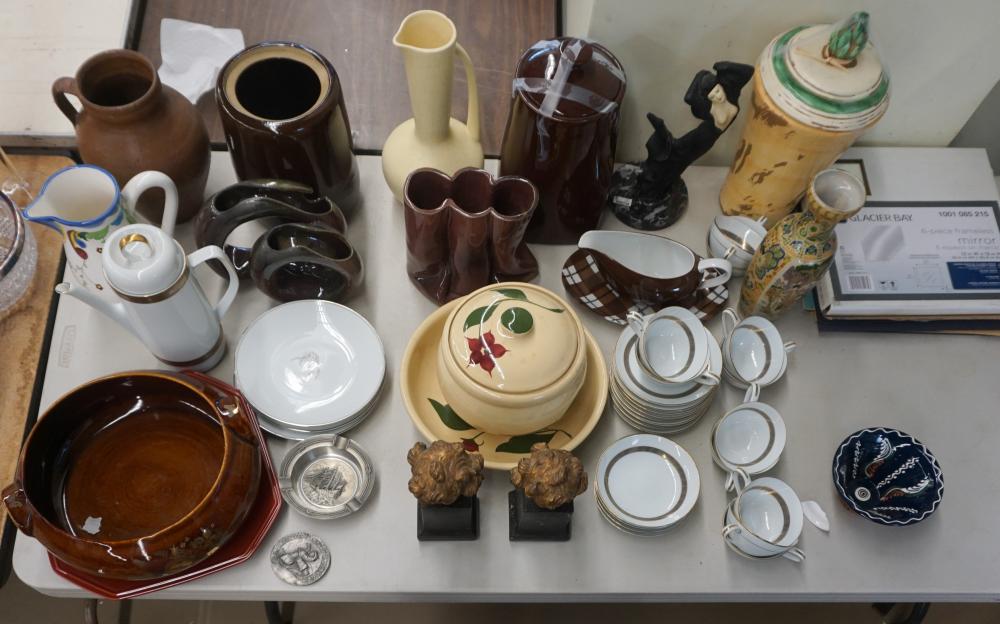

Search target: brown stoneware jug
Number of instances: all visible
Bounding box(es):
[404,167,538,304]
[217,42,361,219]
[500,38,626,244]
[52,50,210,223]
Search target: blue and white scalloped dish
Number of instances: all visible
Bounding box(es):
[832,427,943,526]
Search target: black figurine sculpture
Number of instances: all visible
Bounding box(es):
[608,61,754,230]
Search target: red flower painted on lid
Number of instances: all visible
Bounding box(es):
[467,331,508,375]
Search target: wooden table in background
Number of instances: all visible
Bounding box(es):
[0,155,72,559]
[136,0,558,155]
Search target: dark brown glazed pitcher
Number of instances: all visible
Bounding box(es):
[217,42,361,218]
[500,38,626,244]
[52,50,210,223]
[404,168,538,304]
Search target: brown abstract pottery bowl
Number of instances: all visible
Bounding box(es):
[250,222,363,302]
[2,371,261,580]
[404,167,538,304]
[436,282,587,435]
[195,179,346,278]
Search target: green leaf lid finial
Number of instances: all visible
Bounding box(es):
[761,10,889,131]
[827,11,870,62]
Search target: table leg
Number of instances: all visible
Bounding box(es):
[265,601,296,624]
[873,602,932,624]
[83,599,132,624]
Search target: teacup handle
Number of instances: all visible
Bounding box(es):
[743,382,760,403]
[121,171,179,236]
[625,310,647,337]
[188,245,240,321]
[783,340,797,354]
[725,467,751,494]
[722,308,740,336]
[782,547,806,563]
[696,370,720,386]
[698,257,732,289]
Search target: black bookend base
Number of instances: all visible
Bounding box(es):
[417,496,479,541]
[509,489,573,541]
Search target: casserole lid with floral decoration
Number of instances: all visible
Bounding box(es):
[446,284,578,393]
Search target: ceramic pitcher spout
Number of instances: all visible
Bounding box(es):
[393,10,477,143]
[55,282,139,340]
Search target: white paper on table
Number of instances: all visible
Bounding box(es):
[157,18,245,104]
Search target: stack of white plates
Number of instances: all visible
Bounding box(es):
[595,434,700,535]
[234,300,386,440]
[609,324,722,434]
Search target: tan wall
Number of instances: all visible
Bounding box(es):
[567,0,1000,165]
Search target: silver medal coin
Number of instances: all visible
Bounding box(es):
[269,532,331,586]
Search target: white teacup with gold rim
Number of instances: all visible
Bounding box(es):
[436,282,587,435]
[626,307,718,386]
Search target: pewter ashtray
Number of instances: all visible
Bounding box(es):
[279,435,375,519]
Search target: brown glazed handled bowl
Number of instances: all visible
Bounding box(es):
[195,179,346,278]
[3,370,261,580]
[403,167,539,304]
[249,222,364,302]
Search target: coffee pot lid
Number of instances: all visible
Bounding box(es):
[102,223,185,297]
[512,37,626,121]
[446,284,579,394]
[760,12,890,131]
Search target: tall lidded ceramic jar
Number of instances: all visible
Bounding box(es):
[500,38,626,244]
[739,168,865,318]
[720,12,888,226]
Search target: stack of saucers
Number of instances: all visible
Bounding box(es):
[609,311,722,434]
[595,434,700,536]
[234,300,386,440]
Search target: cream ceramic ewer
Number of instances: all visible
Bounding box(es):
[56,223,239,371]
[382,10,483,202]
[22,165,177,298]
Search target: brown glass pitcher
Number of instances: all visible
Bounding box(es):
[404,168,538,304]
[500,38,626,244]
[52,50,210,223]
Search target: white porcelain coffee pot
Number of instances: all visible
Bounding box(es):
[56,223,239,371]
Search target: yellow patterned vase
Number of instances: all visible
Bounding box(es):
[738,169,865,319]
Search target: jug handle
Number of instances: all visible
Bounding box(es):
[52,77,81,126]
[121,171,179,236]
[455,43,480,142]
[188,245,239,321]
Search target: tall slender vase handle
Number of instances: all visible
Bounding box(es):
[52,77,81,126]
[121,171,179,236]
[454,43,480,142]
[188,245,239,321]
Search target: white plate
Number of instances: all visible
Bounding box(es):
[235,300,386,431]
[610,374,715,415]
[711,402,785,476]
[595,434,700,531]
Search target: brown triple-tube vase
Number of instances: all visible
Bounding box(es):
[52,50,211,223]
[403,168,538,304]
